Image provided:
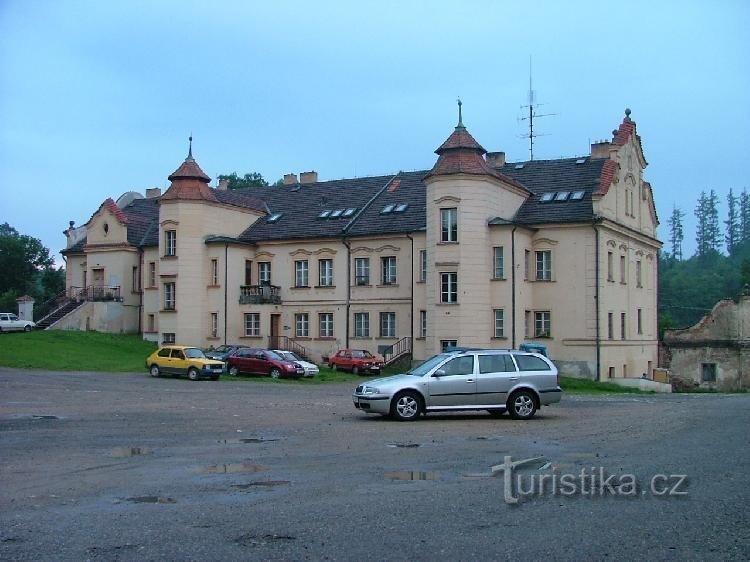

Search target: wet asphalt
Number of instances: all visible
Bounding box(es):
[1,368,748,561]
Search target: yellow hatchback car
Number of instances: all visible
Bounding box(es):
[146,345,224,381]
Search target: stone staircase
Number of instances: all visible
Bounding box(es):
[36,299,84,329]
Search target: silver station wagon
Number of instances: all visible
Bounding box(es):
[352,348,562,421]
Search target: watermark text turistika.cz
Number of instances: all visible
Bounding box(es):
[492,456,688,505]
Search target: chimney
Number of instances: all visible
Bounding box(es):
[485,151,505,167]
[146,187,162,198]
[591,141,616,159]
[300,171,318,184]
[217,178,229,191]
[283,173,298,185]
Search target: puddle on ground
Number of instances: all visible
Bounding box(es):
[233,480,290,489]
[387,443,420,448]
[218,438,279,445]
[196,463,267,474]
[236,532,295,546]
[31,415,59,420]
[385,471,441,481]
[111,447,151,457]
[123,496,176,504]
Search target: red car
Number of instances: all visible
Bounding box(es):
[226,348,305,379]
[328,349,384,375]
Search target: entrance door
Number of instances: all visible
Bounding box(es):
[270,314,281,349]
[92,268,105,299]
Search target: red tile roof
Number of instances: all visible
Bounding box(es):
[100,197,129,224]
[162,157,217,202]
[597,159,619,195]
[424,125,529,193]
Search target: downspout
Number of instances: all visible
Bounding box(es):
[594,223,601,381]
[511,226,517,349]
[138,248,144,335]
[343,237,351,349]
[406,233,414,347]
[224,242,228,346]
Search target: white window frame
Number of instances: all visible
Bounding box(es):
[420,310,427,338]
[319,313,334,338]
[355,257,370,285]
[440,207,458,242]
[494,309,504,338]
[210,258,219,286]
[381,256,397,285]
[380,312,396,338]
[318,259,333,287]
[164,230,176,257]
[295,313,310,337]
[244,313,260,336]
[210,312,218,338]
[493,246,504,279]
[258,262,271,284]
[534,311,551,337]
[354,312,369,337]
[419,250,427,282]
[148,262,156,287]
[440,272,458,303]
[295,260,309,288]
[163,282,176,310]
[535,250,552,281]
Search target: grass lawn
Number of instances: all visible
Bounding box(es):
[0,331,655,394]
[0,330,157,372]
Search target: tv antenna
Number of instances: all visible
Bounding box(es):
[518,58,555,160]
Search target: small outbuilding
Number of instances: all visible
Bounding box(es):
[663,295,750,390]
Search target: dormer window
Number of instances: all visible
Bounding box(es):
[342,208,356,217]
[571,191,585,200]
[319,210,332,218]
[540,193,554,202]
[394,203,408,213]
[267,213,283,223]
[554,191,570,201]
[330,209,343,218]
[381,204,395,214]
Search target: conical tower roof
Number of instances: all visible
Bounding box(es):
[162,137,217,202]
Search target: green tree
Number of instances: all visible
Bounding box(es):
[740,189,750,244]
[0,223,63,314]
[217,172,268,189]
[725,188,740,255]
[694,190,721,257]
[668,205,685,260]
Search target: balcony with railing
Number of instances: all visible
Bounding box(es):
[67,285,122,302]
[239,284,282,305]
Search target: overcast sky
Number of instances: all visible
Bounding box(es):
[1,0,749,265]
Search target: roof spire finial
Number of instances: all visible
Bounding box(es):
[456,97,464,129]
[624,108,631,121]
[187,134,194,161]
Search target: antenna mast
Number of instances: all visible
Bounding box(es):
[519,58,555,160]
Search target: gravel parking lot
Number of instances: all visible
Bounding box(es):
[1,368,748,560]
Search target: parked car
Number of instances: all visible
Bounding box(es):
[328,349,384,375]
[0,312,35,333]
[146,345,224,381]
[226,348,305,379]
[352,348,562,421]
[204,344,248,362]
[272,350,319,377]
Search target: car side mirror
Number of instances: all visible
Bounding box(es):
[432,369,447,377]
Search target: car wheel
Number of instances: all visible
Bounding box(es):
[270,368,281,379]
[149,365,161,378]
[24,325,32,332]
[508,390,537,420]
[187,368,200,381]
[486,409,505,418]
[228,365,239,377]
[391,391,421,422]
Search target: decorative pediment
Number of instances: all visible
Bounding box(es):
[619,243,629,252]
[433,195,461,205]
[255,251,275,260]
[532,238,558,247]
[289,249,313,258]
[160,219,179,227]
[312,248,338,256]
[351,244,401,254]
[606,239,618,248]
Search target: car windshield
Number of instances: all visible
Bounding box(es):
[185,348,206,359]
[278,351,299,361]
[351,350,373,358]
[213,345,233,353]
[406,353,452,376]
